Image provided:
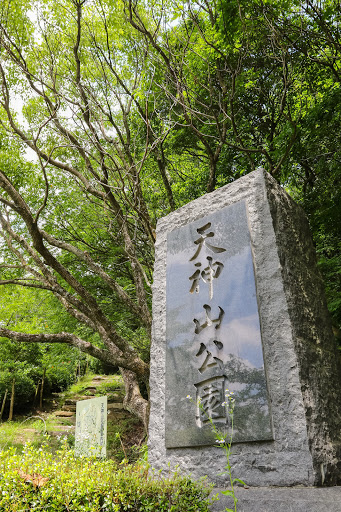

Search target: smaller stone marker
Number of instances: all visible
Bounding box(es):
[75,396,107,457]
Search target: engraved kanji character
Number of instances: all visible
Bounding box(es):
[201,256,224,299]
[193,304,224,334]
[189,222,226,261]
[196,340,224,374]
[189,262,202,294]
[195,376,229,427]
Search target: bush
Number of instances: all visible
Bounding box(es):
[0,443,215,511]
[0,368,36,407]
[45,360,77,393]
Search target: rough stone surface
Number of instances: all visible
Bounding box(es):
[107,403,124,410]
[55,411,74,417]
[210,486,341,512]
[149,168,341,486]
[265,173,341,484]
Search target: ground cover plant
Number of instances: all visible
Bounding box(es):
[0,0,340,434]
[0,416,74,454]
[62,374,99,400]
[0,442,215,511]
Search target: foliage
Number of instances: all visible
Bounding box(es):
[0,416,74,453]
[0,370,144,463]
[0,443,214,511]
[0,284,92,412]
[108,420,143,463]
[63,373,98,399]
[0,0,155,424]
[0,0,340,431]
[95,375,124,396]
[126,0,341,333]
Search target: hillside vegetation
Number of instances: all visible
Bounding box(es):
[0,375,215,511]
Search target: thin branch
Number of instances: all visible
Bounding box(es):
[0,279,52,291]
[40,228,151,330]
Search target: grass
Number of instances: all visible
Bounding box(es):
[62,374,124,399]
[107,415,145,463]
[63,373,97,398]
[0,416,75,453]
[95,375,124,396]
[0,373,144,463]
[0,374,217,511]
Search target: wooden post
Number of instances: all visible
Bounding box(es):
[0,389,8,421]
[8,378,15,421]
[39,368,46,409]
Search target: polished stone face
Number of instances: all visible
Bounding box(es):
[165,200,272,448]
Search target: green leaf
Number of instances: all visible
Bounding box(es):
[220,489,234,496]
[232,477,247,486]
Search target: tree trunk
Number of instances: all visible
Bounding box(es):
[0,388,8,421]
[120,367,149,433]
[40,368,46,409]
[207,155,217,193]
[8,378,15,421]
[156,151,176,211]
[33,380,40,406]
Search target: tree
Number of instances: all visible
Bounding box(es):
[125,0,301,188]
[0,285,83,418]
[0,0,165,428]
[125,0,341,331]
[0,0,340,431]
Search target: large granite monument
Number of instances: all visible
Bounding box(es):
[149,169,341,486]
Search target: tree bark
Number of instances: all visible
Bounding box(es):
[39,368,46,409]
[8,378,15,421]
[120,367,149,433]
[0,389,8,421]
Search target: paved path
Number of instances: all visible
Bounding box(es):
[211,486,341,512]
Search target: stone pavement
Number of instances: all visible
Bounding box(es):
[211,486,341,512]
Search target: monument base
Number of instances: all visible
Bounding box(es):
[211,486,341,512]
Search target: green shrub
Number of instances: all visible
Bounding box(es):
[0,367,36,407]
[0,443,215,511]
[45,360,77,393]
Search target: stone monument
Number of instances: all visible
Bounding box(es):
[75,396,107,457]
[149,169,341,486]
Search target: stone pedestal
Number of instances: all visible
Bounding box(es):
[211,487,341,512]
[149,169,341,486]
